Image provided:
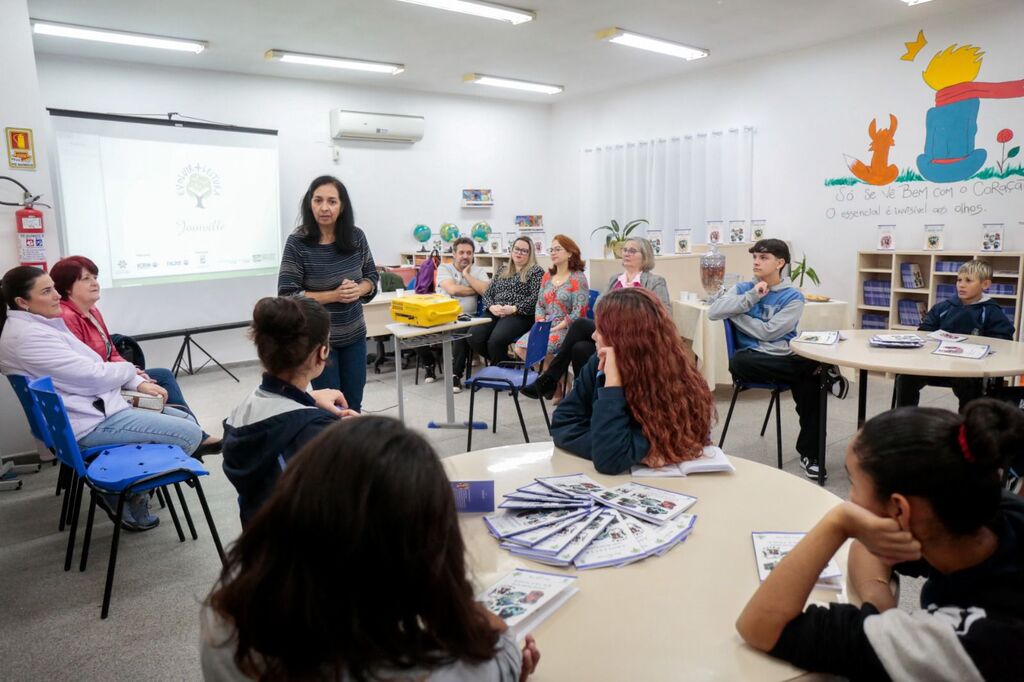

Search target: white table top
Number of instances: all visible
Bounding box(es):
[445,443,851,681]
[791,329,1024,378]
[385,316,491,340]
[364,290,401,307]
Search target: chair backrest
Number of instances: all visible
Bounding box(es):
[379,271,405,293]
[6,374,52,447]
[28,377,88,477]
[722,318,738,360]
[586,289,599,320]
[522,321,553,378]
[475,296,486,318]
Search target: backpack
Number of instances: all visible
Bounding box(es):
[414,249,441,294]
[111,333,147,370]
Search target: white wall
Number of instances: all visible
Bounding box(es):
[546,1,1024,305]
[0,0,57,455]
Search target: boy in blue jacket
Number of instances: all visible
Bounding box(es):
[896,259,1014,410]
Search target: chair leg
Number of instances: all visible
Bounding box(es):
[891,375,899,409]
[100,494,127,619]
[162,486,185,543]
[155,487,167,509]
[64,477,85,572]
[55,461,67,497]
[759,393,775,437]
[492,390,499,434]
[539,396,550,430]
[775,391,784,470]
[58,465,72,532]
[174,483,198,540]
[719,386,740,448]
[511,393,530,442]
[79,490,98,572]
[192,479,226,565]
[415,354,420,385]
[467,387,477,451]
[63,471,79,529]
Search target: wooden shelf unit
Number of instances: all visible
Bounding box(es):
[398,251,552,277]
[855,250,1024,339]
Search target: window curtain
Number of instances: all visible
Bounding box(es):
[581,127,755,244]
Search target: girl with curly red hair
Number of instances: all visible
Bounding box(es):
[550,287,716,474]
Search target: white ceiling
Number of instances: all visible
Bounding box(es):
[27,0,999,102]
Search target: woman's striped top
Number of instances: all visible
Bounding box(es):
[277,227,379,347]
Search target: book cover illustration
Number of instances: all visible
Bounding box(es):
[752,532,842,589]
[536,473,606,499]
[484,507,588,539]
[451,480,495,513]
[574,511,647,570]
[932,340,989,359]
[593,482,697,525]
[478,568,578,634]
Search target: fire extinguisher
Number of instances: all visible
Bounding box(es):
[2,176,51,271]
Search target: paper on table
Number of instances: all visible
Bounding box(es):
[932,340,990,360]
[752,532,843,590]
[484,507,588,539]
[536,473,607,499]
[927,330,968,342]
[502,508,598,548]
[795,331,840,345]
[631,446,736,477]
[593,482,698,525]
[478,568,579,638]
[574,511,648,570]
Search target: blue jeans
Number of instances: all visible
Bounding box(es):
[78,406,203,455]
[144,367,209,440]
[311,338,367,412]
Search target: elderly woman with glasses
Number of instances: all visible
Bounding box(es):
[522,237,669,400]
[464,236,545,365]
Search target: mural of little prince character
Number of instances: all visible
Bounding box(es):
[917,43,1024,183]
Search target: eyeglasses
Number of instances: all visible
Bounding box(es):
[621,248,640,255]
[548,246,565,253]
[512,247,531,255]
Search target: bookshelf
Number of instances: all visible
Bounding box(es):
[855,250,1024,340]
[398,251,552,277]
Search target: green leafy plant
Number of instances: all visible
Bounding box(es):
[790,253,820,288]
[590,218,648,246]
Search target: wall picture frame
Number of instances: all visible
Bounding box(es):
[674,228,692,254]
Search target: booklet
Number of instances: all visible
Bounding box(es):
[869,334,925,348]
[516,482,575,499]
[553,510,616,565]
[483,507,588,539]
[536,473,607,499]
[574,511,648,570]
[507,509,603,557]
[932,340,990,360]
[504,490,581,504]
[642,514,697,557]
[752,532,843,590]
[592,482,697,526]
[795,331,839,345]
[501,509,595,548]
[498,498,593,510]
[927,330,968,342]
[478,568,579,637]
[451,480,495,513]
[631,446,736,477]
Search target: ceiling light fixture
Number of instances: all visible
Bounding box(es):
[597,27,708,61]
[265,50,405,75]
[901,0,935,5]
[396,0,534,25]
[31,20,206,53]
[463,73,563,95]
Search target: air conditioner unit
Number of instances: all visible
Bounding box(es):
[329,110,424,143]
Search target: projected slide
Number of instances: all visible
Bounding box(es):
[56,128,280,287]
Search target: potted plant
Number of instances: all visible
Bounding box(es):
[790,253,821,289]
[591,219,648,258]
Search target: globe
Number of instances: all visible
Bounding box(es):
[412,224,431,243]
[440,222,460,242]
[471,221,491,243]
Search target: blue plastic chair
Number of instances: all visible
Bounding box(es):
[464,320,552,451]
[718,319,790,469]
[29,376,226,619]
[586,289,599,320]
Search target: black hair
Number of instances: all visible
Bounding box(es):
[748,239,790,272]
[296,175,357,254]
[854,400,1024,535]
[208,417,499,680]
[452,236,475,252]
[250,296,330,376]
[0,266,46,334]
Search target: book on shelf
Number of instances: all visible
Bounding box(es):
[478,568,579,637]
[794,331,840,345]
[751,532,843,590]
[631,445,736,477]
[932,341,990,360]
[897,299,927,327]
[899,262,925,289]
[591,482,698,526]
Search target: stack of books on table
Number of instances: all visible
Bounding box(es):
[869,333,925,348]
[483,474,698,570]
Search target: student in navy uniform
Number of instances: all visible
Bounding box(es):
[707,239,826,480]
[737,399,1024,681]
[550,287,715,475]
[897,259,1015,410]
[221,296,357,526]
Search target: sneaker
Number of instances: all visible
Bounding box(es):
[452,376,463,394]
[124,493,160,532]
[800,456,828,481]
[423,366,437,384]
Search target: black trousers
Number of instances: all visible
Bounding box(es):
[417,339,470,378]
[543,318,597,379]
[729,349,823,461]
[895,375,984,412]
[469,313,534,365]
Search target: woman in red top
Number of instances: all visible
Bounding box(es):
[50,256,221,456]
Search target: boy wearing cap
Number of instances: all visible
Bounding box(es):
[708,239,826,480]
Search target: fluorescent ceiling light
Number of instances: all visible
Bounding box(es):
[901,0,934,5]
[32,20,206,53]
[597,28,708,61]
[396,0,534,25]
[265,50,404,75]
[463,73,563,95]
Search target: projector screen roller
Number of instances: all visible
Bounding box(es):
[48,111,282,334]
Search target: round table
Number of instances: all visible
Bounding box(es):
[445,442,851,682]
[791,329,1024,485]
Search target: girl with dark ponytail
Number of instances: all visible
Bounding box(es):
[737,399,1024,680]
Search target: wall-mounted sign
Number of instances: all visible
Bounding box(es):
[6,127,36,170]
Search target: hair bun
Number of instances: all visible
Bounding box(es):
[252,297,307,341]
[962,398,1024,471]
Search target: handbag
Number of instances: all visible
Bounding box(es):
[414,249,441,294]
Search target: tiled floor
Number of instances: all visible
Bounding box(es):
[0,359,955,678]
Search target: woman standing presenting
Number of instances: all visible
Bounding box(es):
[278,176,378,412]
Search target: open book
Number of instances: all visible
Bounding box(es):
[478,568,578,638]
[752,532,843,590]
[794,331,840,345]
[932,340,990,360]
[631,446,736,477]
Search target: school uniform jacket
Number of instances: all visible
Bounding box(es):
[919,295,1014,340]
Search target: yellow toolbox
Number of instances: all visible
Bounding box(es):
[389,294,463,327]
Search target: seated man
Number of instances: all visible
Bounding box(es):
[419,237,486,393]
[897,259,1014,410]
[708,239,825,480]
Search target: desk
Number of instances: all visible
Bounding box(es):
[673,300,851,388]
[388,318,491,428]
[791,329,1024,485]
[445,443,851,682]
[363,291,401,338]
